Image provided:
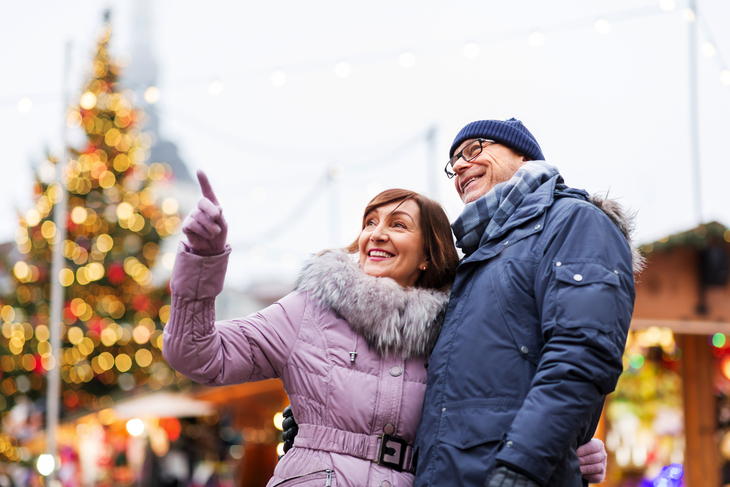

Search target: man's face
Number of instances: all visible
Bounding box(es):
[452,139,528,204]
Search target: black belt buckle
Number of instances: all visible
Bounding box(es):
[377,433,407,472]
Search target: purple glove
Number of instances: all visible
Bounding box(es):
[181,170,228,256]
[577,438,607,484]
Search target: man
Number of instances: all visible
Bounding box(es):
[413,118,639,486]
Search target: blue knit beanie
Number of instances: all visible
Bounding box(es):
[449,118,544,161]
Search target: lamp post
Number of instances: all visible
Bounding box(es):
[45,39,72,484]
[687,0,703,225]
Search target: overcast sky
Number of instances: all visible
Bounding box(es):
[1,0,729,287]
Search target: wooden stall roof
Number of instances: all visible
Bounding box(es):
[631,222,730,334]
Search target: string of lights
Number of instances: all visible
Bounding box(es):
[229,126,433,249]
[3,0,730,116]
[145,102,430,166]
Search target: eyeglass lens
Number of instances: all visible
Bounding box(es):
[446,140,484,177]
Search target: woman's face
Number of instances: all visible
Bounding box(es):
[358,199,429,288]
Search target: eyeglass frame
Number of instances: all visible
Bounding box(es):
[444,138,497,179]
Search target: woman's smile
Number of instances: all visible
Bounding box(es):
[358,199,428,288]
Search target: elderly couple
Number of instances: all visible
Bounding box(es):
[163,118,639,487]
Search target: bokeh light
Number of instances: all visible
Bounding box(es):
[270,69,287,86]
[334,61,352,78]
[594,18,611,35]
[36,454,55,476]
[144,86,161,104]
[208,78,224,95]
[18,97,33,114]
[528,31,546,47]
[126,419,145,436]
[79,92,97,109]
[463,42,480,58]
[399,51,416,69]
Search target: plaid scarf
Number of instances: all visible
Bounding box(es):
[452,161,564,256]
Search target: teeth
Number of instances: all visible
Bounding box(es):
[462,177,479,191]
[370,250,393,258]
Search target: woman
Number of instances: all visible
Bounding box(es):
[163,171,606,487]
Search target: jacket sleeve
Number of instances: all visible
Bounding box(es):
[495,201,635,484]
[162,242,305,386]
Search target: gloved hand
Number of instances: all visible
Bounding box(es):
[577,438,607,484]
[181,170,228,256]
[281,405,298,454]
[485,465,540,487]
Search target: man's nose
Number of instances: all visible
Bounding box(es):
[451,155,470,174]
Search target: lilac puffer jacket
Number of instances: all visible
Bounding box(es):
[163,246,449,487]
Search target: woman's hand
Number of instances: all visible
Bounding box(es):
[577,438,607,484]
[182,170,228,256]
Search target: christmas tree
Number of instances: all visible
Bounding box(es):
[0,14,185,454]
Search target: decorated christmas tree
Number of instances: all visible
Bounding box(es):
[0,14,185,455]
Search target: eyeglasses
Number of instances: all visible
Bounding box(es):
[444,139,496,179]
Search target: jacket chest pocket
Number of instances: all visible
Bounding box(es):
[555,262,620,330]
[489,258,543,366]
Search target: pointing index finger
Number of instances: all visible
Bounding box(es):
[196,170,220,206]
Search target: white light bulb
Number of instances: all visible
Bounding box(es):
[463,42,480,58]
[273,412,284,430]
[721,69,730,86]
[334,61,352,78]
[144,86,161,104]
[37,454,55,476]
[528,31,546,48]
[328,163,343,179]
[701,42,716,57]
[270,69,287,86]
[18,97,33,114]
[594,19,611,35]
[126,418,145,436]
[683,8,696,22]
[208,79,224,95]
[399,51,416,69]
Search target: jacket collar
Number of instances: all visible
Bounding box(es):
[484,175,570,242]
[295,250,450,359]
[460,178,646,275]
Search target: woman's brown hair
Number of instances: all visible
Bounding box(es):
[345,189,459,291]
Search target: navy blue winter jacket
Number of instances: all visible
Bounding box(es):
[414,176,635,487]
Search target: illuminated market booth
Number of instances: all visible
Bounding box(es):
[603,222,730,487]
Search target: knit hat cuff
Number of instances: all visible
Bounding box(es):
[449,119,544,162]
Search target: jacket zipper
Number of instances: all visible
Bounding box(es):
[325,469,332,486]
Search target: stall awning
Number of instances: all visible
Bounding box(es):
[113,392,215,419]
[631,318,730,335]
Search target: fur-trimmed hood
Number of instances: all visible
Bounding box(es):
[589,194,646,274]
[295,250,449,359]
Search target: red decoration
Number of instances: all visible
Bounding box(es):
[159,417,181,442]
[33,354,45,375]
[107,263,125,285]
[132,295,150,312]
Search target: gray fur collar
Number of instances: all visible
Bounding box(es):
[295,250,449,359]
[590,195,646,274]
